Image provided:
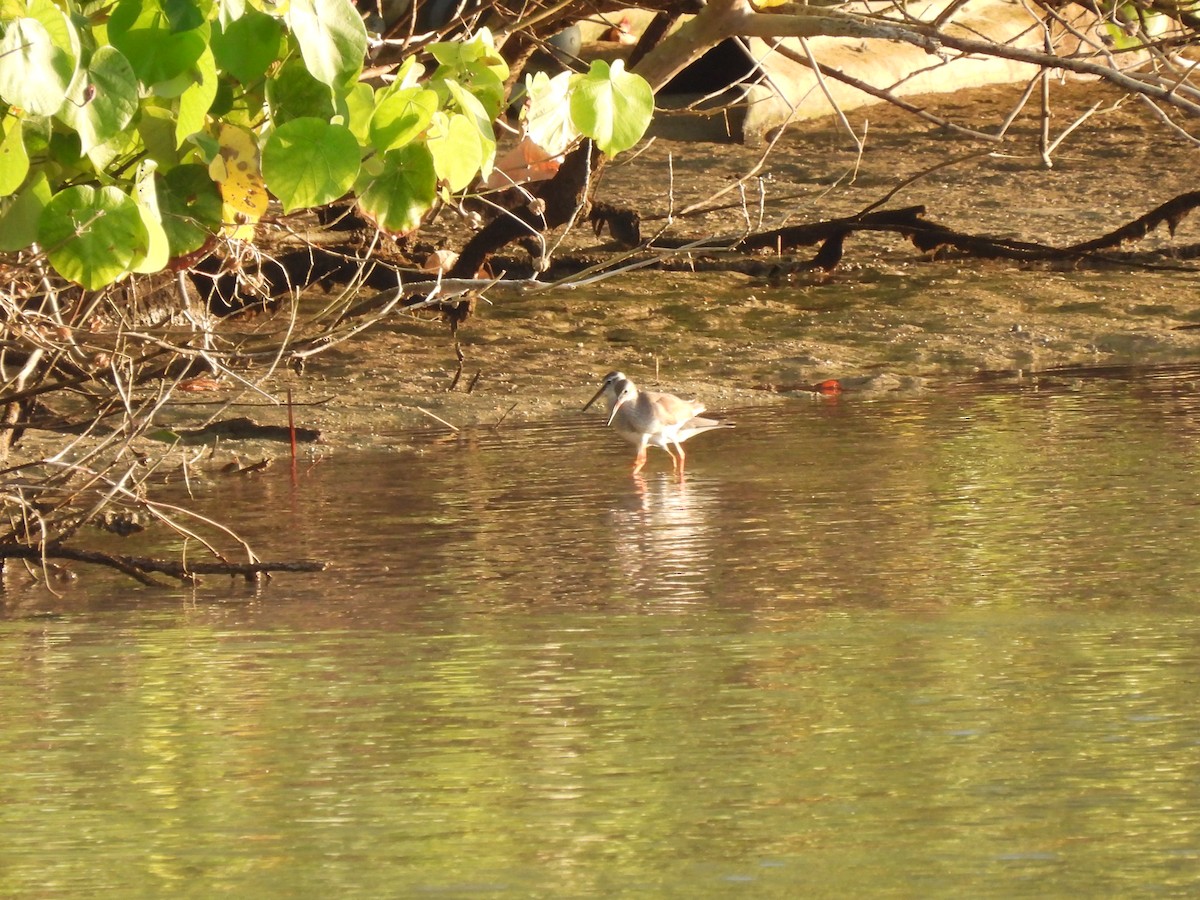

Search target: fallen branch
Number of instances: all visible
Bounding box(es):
[588,189,1200,271]
[0,542,327,585]
[1065,190,1200,253]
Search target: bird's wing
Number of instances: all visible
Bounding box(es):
[644,391,704,427]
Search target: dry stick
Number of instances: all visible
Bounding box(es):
[1039,33,1053,167]
[855,149,996,218]
[1134,93,1200,146]
[1164,55,1200,99]
[143,495,258,565]
[0,543,324,584]
[492,0,580,43]
[6,275,322,575]
[933,0,977,29]
[772,42,1004,142]
[414,407,458,431]
[726,4,1200,121]
[1045,99,1112,157]
[676,104,798,219]
[289,281,412,362]
[287,387,297,486]
[996,73,1042,139]
[491,402,517,427]
[449,342,465,391]
[541,142,595,266]
[535,234,741,293]
[58,361,269,559]
[797,34,864,162]
[472,173,550,262]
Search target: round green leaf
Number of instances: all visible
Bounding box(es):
[267,57,336,125]
[108,0,208,87]
[0,16,77,116]
[369,86,437,153]
[262,117,360,212]
[212,8,283,84]
[356,144,436,236]
[159,163,223,256]
[59,45,139,156]
[569,59,654,157]
[38,185,148,289]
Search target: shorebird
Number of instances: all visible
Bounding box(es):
[582,371,732,474]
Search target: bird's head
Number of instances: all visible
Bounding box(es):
[582,370,629,414]
[605,378,638,426]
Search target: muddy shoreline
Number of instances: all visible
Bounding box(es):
[200,82,1200,448]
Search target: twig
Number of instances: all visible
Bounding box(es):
[492,402,517,427]
[855,150,995,217]
[413,406,458,431]
[0,542,325,584]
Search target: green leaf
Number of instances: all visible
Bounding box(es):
[441,79,494,178]
[261,117,360,212]
[428,28,508,118]
[0,116,29,196]
[108,0,208,87]
[267,57,336,125]
[569,59,653,157]
[212,8,284,84]
[521,70,578,157]
[132,160,171,274]
[369,86,437,152]
[285,0,367,89]
[0,14,78,116]
[38,184,148,289]
[0,171,50,252]
[427,111,486,193]
[343,81,375,145]
[158,163,223,256]
[80,117,141,172]
[428,27,507,78]
[176,45,218,146]
[162,0,210,33]
[59,45,139,157]
[356,144,436,236]
[138,103,182,166]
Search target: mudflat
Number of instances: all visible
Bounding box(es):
[204,80,1200,447]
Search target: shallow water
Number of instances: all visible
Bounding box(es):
[3,367,1200,897]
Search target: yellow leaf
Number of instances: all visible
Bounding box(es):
[208,124,268,239]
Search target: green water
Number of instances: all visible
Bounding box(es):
[2,368,1200,897]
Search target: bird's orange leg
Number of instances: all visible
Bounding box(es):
[663,444,680,472]
[631,448,647,474]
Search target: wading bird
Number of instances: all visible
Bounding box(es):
[582,371,732,475]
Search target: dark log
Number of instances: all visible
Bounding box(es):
[0,541,326,586]
[451,140,604,277]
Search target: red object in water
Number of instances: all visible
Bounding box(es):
[814,379,842,395]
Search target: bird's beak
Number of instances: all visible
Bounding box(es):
[582,383,608,412]
[606,394,628,427]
